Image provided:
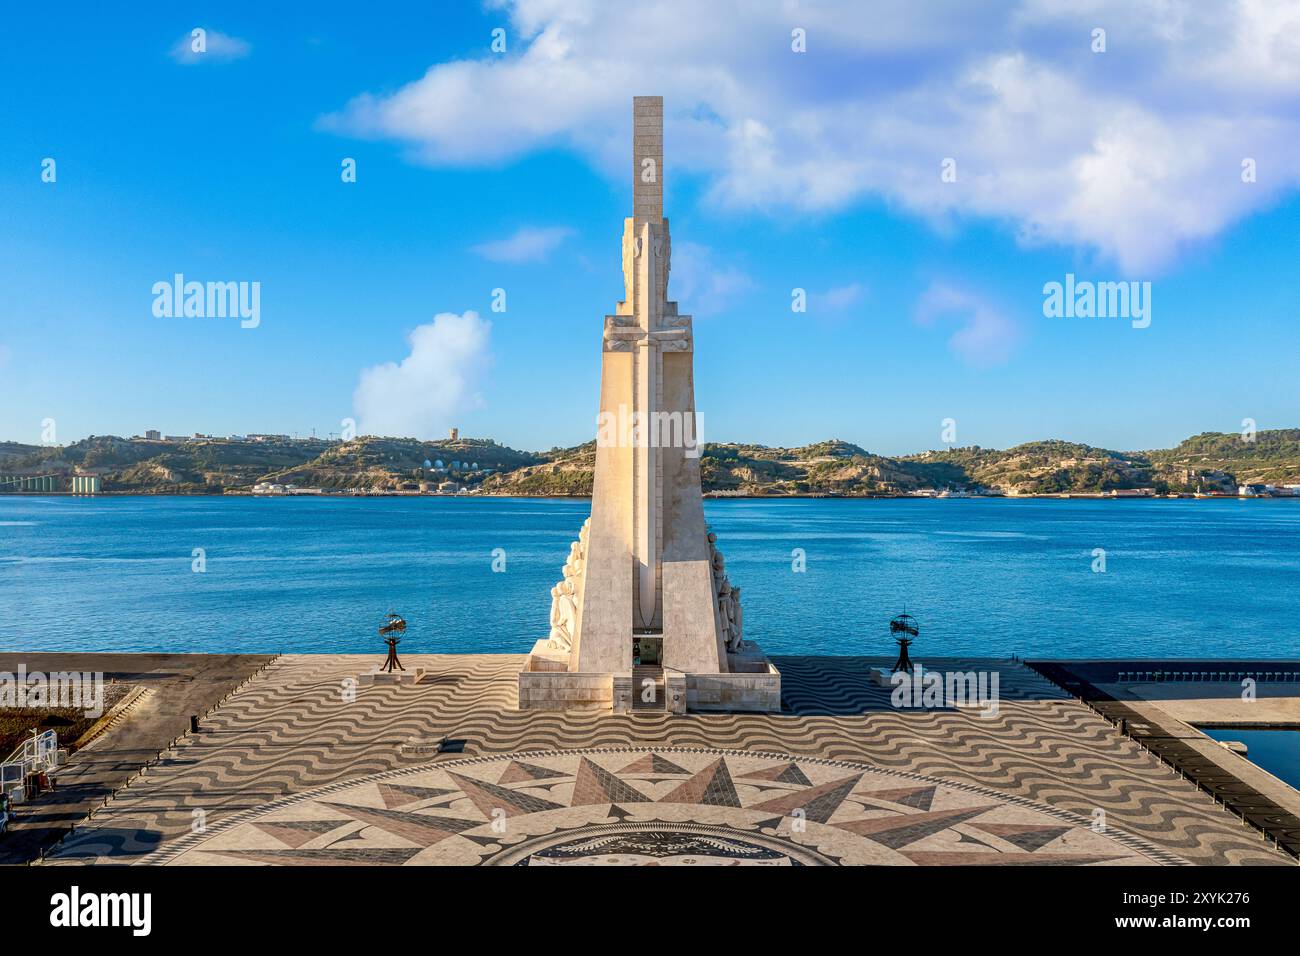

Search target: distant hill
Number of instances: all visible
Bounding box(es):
[900,440,1155,495]
[1,430,1297,496]
[0,442,43,465]
[485,432,1300,497]
[1147,430,1300,485]
[0,435,540,494]
[478,441,596,496]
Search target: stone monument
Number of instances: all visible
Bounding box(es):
[519,97,780,713]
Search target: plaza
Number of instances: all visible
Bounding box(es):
[23,653,1290,867]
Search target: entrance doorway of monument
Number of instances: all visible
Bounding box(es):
[633,635,662,666]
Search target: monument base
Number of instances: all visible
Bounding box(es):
[689,648,782,712]
[517,640,781,714]
[357,667,425,686]
[870,666,899,687]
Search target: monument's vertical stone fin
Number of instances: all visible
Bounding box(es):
[632,96,663,222]
[519,97,780,714]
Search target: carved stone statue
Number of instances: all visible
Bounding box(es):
[547,583,571,651]
[706,529,744,653]
[547,579,579,652]
[546,519,591,653]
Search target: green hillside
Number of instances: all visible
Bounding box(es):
[2,429,1297,496]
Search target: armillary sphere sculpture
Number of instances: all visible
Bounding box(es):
[378,612,407,673]
[890,612,919,673]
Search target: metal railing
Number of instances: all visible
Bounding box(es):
[1116,670,1298,683]
[1,729,61,802]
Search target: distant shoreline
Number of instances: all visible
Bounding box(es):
[6,430,1298,499]
[4,491,1298,502]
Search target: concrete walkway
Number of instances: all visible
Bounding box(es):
[0,653,273,864]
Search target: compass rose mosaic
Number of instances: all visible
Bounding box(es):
[152,748,1184,866]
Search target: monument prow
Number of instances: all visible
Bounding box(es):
[519,97,780,714]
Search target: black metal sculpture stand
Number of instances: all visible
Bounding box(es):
[893,636,914,673]
[381,636,404,673]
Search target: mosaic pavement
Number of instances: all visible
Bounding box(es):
[41,654,1293,866]
[154,749,1172,866]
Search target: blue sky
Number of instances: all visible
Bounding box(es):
[1,1,1298,455]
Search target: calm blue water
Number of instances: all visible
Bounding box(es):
[1200,728,1300,791]
[0,495,1297,657]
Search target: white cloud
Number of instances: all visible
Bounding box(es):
[811,283,866,314]
[470,225,574,263]
[916,283,1020,368]
[321,0,1300,274]
[668,242,752,316]
[353,311,492,439]
[169,28,251,64]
